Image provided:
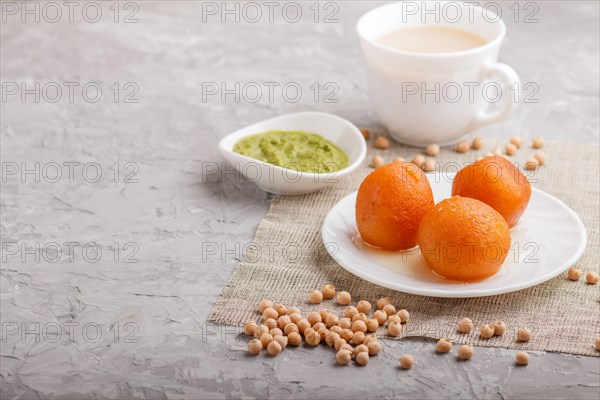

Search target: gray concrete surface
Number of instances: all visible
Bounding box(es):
[1,1,599,399]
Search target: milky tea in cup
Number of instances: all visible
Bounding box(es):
[375,26,487,53]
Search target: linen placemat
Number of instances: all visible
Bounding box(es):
[209,139,600,356]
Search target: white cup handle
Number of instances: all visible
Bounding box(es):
[469,63,520,132]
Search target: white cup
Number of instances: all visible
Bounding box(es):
[357,1,520,147]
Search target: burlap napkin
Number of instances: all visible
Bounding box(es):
[209,139,599,356]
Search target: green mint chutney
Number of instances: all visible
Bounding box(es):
[233,130,349,173]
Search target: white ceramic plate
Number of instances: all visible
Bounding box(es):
[322,173,587,298]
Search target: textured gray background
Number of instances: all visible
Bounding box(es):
[1,1,599,399]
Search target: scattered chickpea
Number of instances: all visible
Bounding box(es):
[269,328,283,337]
[367,340,382,355]
[397,309,410,323]
[289,312,303,324]
[425,144,440,156]
[455,141,469,153]
[339,328,353,342]
[375,136,390,149]
[267,340,282,356]
[360,128,371,139]
[274,335,288,349]
[277,315,292,330]
[567,267,582,281]
[492,147,502,156]
[325,331,340,347]
[371,155,385,169]
[263,307,279,320]
[352,320,368,333]
[423,158,436,172]
[317,327,329,340]
[471,137,484,150]
[248,338,263,355]
[480,324,494,339]
[312,322,326,332]
[363,335,377,346]
[399,354,414,369]
[352,331,366,345]
[356,351,370,366]
[517,327,532,342]
[388,321,402,337]
[585,271,599,285]
[253,324,269,338]
[383,304,397,316]
[532,136,544,149]
[411,154,425,169]
[344,306,359,319]
[257,299,273,313]
[510,136,523,148]
[264,318,278,330]
[287,331,302,346]
[319,308,331,321]
[259,333,274,347]
[492,321,506,336]
[340,343,354,354]
[515,351,529,365]
[336,349,353,365]
[309,290,323,304]
[307,312,322,326]
[284,322,299,336]
[356,300,372,314]
[458,318,473,333]
[354,344,369,356]
[395,156,406,163]
[373,310,388,324]
[304,328,321,346]
[435,338,452,353]
[505,143,517,156]
[524,158,539,171]
[534,152,546,165]
[352,313,368,323]
[329,325,342,334]
[273,304,287,316]
[286,306,301,315]
[296,318,311,334]
[325,314,339,328]
[244,320,258,336]
[322,284,336,300]
[338,317,352,330]
[458,344,474,360]
[337,291,352,305]
[387,315,401,325]
[594,337,600,351]
[376,297,391,310]
[334,338,347,351]
[366,318,379,332]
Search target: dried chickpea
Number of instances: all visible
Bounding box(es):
[244,320,258,336]
[312,322,326,332]
[492,147,502,156]
[586,271,599,284]
[307,312,322,326]
[262,307,278,320]
[287,331,302,346]
[471,137,484,150]
[425,144,440,156]
[325,331,340,347]
[338,317,352,330]
[334,338,347,351]
[259,332,274,347]
[594,337,600,350]
[304,328,321,346]
[505,143,517,156]
[253,324,269,338]
[424,158,436,172]
[455,141,469,153]
[267,340,282,356]
[411,154,425,168]
[458,318,473,333]
[480,324,494,339]
[387,315,401,325]
[355,351,369,366]
[356,300,372,314]
[360,128,371,139]
[376,297,391,310]
[273,335,288,349]
[534,152,546,165]
[399,354,414,369]
[375,136,390,149]
[336,349,353,365]
[337,291,352,305]
[367,340,382,355]
[395,156,406,163]
[567,267,582,281]
[325,314,339,328]
[317,327,329,340]
[515,351,529,365]
[340,328,354,342]
[366,318,379,332]
[363,334,377,346]
[352,320,368,333]
[284,322,299,336]
[371,155,385,169]
[289,312,303,324]
[383,304,397,316]
[532,136,544,149]
[458,344,474,360]
[286,306,301,315]
[257,299,272,313]
[319,308,331,321]
[517,327,531,342]
[296,318,311,334]
[352,331,366,345]
[435,338,452,353]
[373,310,388,324]
[248,338,263,355]
[322,284,336,299]
[269,328,283,337]
[329,325,342,334]
[397,309,410,324]
[344,306,359,319]
[264,318,277,330]
[309,290,323,304]
[277,315,292,330]
[492,321,506,336]
[510,135,523,148]
[273,304,287,316]
[340,343,354,353]
[388,321,402,337]
[352,313,368,323]
[354,344,369,356]
[524,158,539,171]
